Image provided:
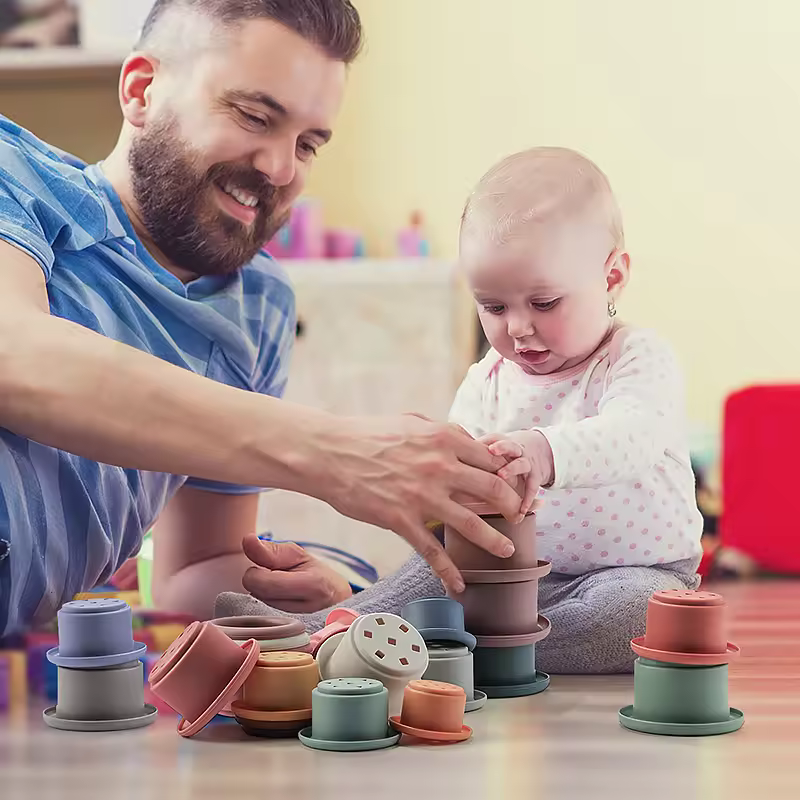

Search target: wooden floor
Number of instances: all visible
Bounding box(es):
[1,580,798,799]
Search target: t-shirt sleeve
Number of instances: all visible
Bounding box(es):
[537,328,687,489]
[183,275,297,495]
[448,350,501,438]
[0,118,107,280]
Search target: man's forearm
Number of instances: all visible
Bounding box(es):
[0,308,327,493]
[152,551,252,620]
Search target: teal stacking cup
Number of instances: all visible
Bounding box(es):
[473,644,549,698]
[298,678,400,751]
[619,658,744,736]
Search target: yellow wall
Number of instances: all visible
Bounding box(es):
[307,0,800,432]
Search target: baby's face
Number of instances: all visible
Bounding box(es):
[461,215,619,375]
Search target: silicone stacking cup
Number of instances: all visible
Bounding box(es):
[390,680,472,743]
[310,608,359,656]
[211,616,304,641]
[631,590,740,665]
[423,643,485,713]
[232,651,319,737]
[445,509,538,571]
[401,598,476,650]
[299,678,400,752]
[322,613,429,717]
[148,620,259,737]
[43,660,157,732]
[456,571,550,636]
[619,658,744,736]
[47,599,146,668]
[473,643,550,698]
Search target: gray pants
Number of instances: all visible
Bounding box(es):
[215,553,700,674]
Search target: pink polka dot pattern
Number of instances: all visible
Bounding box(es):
[447,327,700,574]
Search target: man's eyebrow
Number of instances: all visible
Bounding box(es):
[224,90,332,141]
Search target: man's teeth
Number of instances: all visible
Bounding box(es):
[223,183,259,208]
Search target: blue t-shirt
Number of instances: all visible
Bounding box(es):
[0,116,296,637]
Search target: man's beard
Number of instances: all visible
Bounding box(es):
[129,115,290,277]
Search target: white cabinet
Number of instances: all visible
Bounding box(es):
[257,259,477,576]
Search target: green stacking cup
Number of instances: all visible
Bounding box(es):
[619,658,744,736]
[473,644,549,698]
[298,678,400,752]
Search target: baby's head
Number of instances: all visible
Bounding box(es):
[459,147,630,375]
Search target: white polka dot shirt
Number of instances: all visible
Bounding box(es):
[449,327,704,574]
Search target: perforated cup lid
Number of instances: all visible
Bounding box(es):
[60,598,128,615]
[652,590,725,607]
[351,614,428,678]
[317,678,385,696]
[257,651,314,668]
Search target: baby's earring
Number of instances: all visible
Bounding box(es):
[607,298,617,318]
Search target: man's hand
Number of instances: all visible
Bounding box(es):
[311,414,525,595]
[241,535,352,613]
[479,430,555,516]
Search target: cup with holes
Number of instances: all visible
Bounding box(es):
[47,599,146,669]
[400,598,476,651]
[320,613,429,717]
[473,642,550,698]
[43,659,158,732]
[631,590,740,665]
[299,677,400,752]
[423,642,486,712]
[230,651,319,737]
[147,620,260,737]
[453,565,551,636]
[445,502,538,571]
[310,608,359,656]
[619,658,744,736]
[390,679,472,743]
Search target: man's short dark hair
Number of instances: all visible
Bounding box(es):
[139,0,363,64]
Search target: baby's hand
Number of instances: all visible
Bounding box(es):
[479,430,555,516]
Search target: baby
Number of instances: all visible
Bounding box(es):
[217,147,703,674]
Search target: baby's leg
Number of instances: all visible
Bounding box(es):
[537,559,700,675]
[215,552,445,632]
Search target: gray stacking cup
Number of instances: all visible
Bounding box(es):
[423,643,486,713]
[48,599,145,668]
[401,598,477,650]
[56,661,147,721]
[473,644,550,698]
[43,660,157,731]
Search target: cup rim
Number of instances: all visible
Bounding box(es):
[459,561,552,584]
[631,637,740,665]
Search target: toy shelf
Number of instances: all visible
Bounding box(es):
[0,47,125,84]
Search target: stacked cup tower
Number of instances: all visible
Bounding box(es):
[444,505,552,698]
[619,589,744,736]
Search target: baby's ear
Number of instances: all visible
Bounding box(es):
[606,250,631,294]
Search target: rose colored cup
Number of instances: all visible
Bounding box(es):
[310,609,359,656]
[641,590,730,656]
[456,576,542,636]
[390,680,471,742]
[445,512,538,571]
[238,651,319,712]
[147,620,259,736]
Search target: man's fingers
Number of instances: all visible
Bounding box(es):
[437,498,516,558]
[449,462,522,521]
[498,457,531,480]
[397,517,465,594]
[242,534,308,571]
[449,425,509,473]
